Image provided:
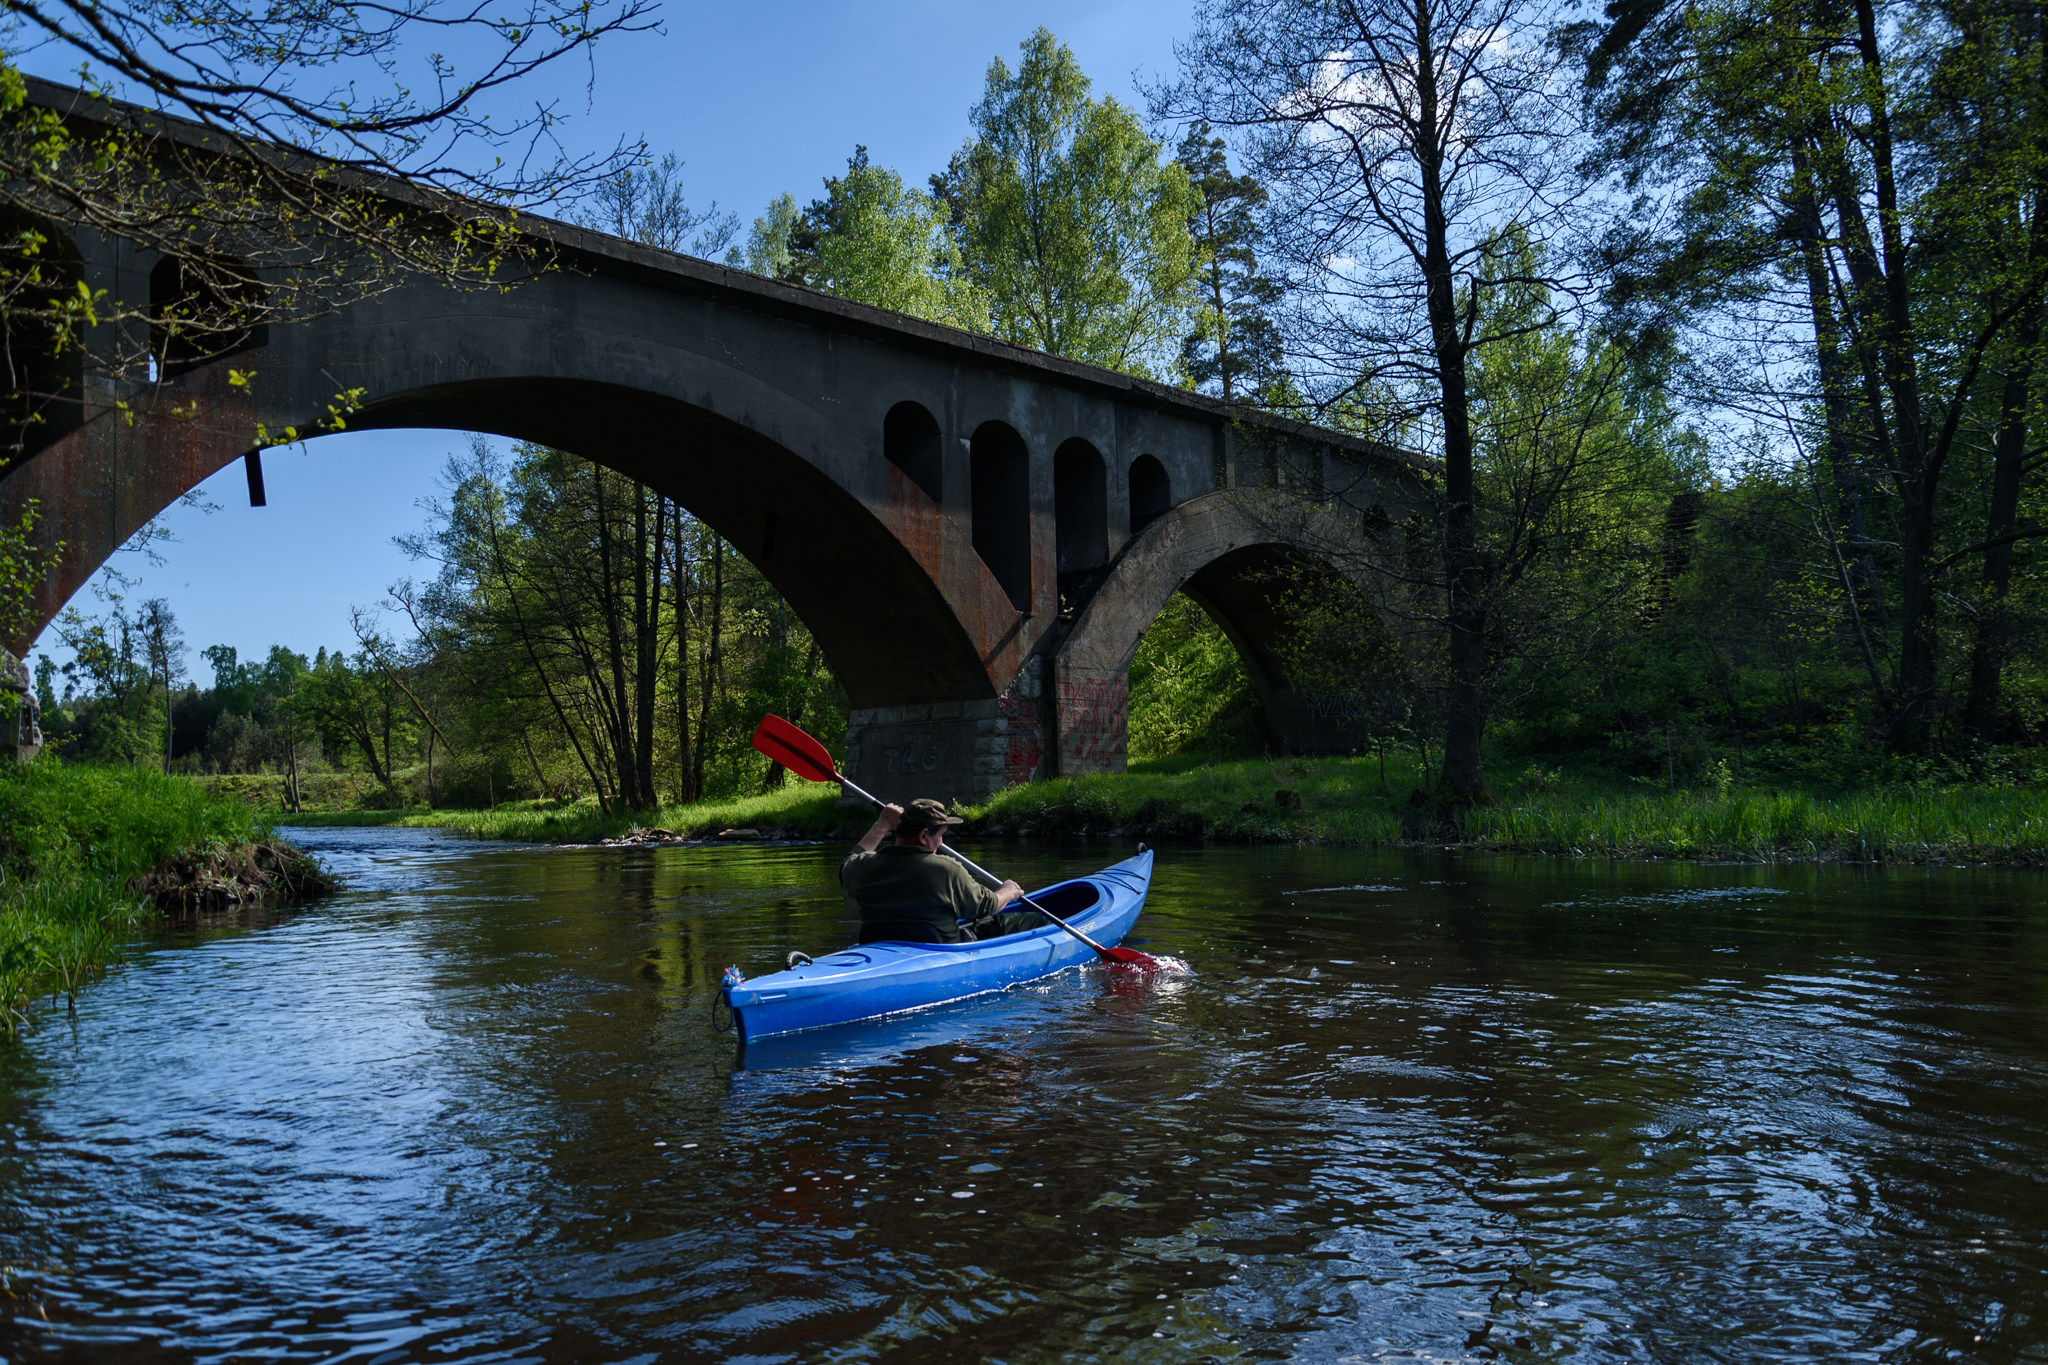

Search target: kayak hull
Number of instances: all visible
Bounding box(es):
[722,849,1153,1041]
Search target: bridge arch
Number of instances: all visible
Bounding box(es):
[149,251,269,379]
[15,364,1025,720]
[0,77,1432,800]
[1051,489,1399,772]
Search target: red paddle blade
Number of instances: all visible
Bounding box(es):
[1098,946,1160,969]
[752,714,839,784]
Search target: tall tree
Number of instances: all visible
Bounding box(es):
[938,27,1200,375]
[134,597,182,774]
[1165,0,1591,802]
[1578,0,2048,749]
[580,154,739,259]
[1177,122,1284,403]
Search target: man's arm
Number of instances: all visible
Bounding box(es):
[856,804,904,853]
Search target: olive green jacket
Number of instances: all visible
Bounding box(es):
[840,844,1001,944]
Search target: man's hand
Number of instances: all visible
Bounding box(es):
[994,879,1024,909]
[857,804,905,853]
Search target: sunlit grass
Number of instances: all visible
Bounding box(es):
[276,750,2048,865]
[0,761,280,1030]
[278,783,861,844]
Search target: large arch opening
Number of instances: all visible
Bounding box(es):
[150,252,269,379]
[1054,437,1106,598]
[970,420,1031,612]
[1132,548,1401,760]
[1129,454,1170,534]
[24,375,1028,811]
[882,400,942,504]
[0,209,85,468]
[1057,493,1408,771]
[346,379,998,711]
[1178,546,1401,757]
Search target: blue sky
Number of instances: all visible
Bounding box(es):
[22,0,1196,682]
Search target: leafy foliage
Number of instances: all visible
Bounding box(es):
[934,28,1200,375]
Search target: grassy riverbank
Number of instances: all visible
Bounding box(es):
[0,762,319,1030]
[276,784,859,843]
[277,750,2048,865]
[979,756,2048,863]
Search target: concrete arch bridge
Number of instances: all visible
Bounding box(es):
[0,80,1432,801]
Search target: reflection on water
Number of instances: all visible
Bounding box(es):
[1,829,2044,1362]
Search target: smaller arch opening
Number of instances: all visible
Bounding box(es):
[0,209,85,465]
[971,420,1031,611]
[882,400,943,504]
[150,252,268,380]
[1129,454,1171,534]
[1054,438,1107,585]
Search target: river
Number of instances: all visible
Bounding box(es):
[1,828,2043,1362]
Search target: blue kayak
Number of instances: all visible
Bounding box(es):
[720,849,1154,1042]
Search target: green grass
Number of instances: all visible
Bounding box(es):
[279,783,866,844]
[0,761,284,1029]
[275,751,2048,865]
[1463,785,2048,862]
[974,753,2048,863]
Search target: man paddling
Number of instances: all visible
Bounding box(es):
[841,799,1038,944]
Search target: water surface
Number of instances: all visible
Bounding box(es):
[1,829,2043,1362]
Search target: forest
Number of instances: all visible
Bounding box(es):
[24,3,2048,818]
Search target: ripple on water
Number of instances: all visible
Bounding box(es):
[1,832,2045,1362]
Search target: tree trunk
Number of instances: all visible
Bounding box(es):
[694,534,723,801]
[633,486,665,809]
[1792,146,1892,709]
[1847,0,1939,748]
[672,506,695,803]
[1964,26,2048,743]
[592,466,641,806]
[1412,0,1490,805]
[1963,298,2041,744]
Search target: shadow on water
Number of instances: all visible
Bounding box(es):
[0,827,2044,1363]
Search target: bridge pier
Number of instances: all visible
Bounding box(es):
[841,699,1009,807]
[1053,662,1129,777]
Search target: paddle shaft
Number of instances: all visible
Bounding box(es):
[834,772,1120,957]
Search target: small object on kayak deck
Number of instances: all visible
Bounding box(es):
[720,849,1154,1042]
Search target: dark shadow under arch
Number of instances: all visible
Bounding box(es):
[882,400,942,504]
[0,210,84,467]
[1054,437,1106,592]
[1129,453,1170,534]
[970,420,1031,612]
[1175,546,1396,754]
[150,251,269,379]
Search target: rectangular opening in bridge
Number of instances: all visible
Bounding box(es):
[884,401,943,504]
[1055,439,1107,584]
[971,421,1031,612]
